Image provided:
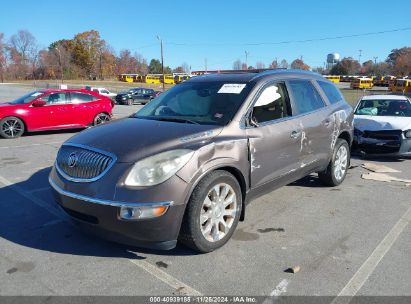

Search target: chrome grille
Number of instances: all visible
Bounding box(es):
[56,145,115,181]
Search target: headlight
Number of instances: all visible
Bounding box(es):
[405,129,411,138]
[124,149,194,186]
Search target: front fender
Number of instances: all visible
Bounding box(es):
[176,139,250,205]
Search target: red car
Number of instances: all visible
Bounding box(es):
[0,89,114,139]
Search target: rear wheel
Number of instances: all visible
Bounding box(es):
[93,113,111,126]
[179,170,242,253]
[318,138,350,186]
[0,116,25,139]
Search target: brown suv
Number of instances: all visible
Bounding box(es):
[49,70,353,253]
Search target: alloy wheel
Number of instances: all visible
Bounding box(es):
[200,183,237,242]
[94,114,110,125]
[334,145,348,181]
[1,118,23,138]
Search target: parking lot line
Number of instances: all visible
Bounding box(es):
[129,259,202,296]
[269,279,289,297]
[0,141,63,150]
[332,204,411,303]
[0,173,202,296]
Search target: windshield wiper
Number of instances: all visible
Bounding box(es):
[132,116,200,124]
[155,117,200,124]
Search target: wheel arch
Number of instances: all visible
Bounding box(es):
[338,130,352,147]
[1,115,29,132]
[183,164,248,222]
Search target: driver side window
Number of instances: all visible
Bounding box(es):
[252,82,290,124]
[40,93,68,105]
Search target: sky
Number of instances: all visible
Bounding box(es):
[1,0,410,71]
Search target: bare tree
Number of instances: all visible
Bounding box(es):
[0,33,7,82]
[280,59,288,69]
[9,30,38,79]
[269,59,278,69]
[256,61,265,69]
[233,59,242,70]
[181,62,190,73]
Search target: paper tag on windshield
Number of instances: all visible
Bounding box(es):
[218,84,246,94]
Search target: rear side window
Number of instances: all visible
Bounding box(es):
[70,93,98,103]
[289,80,325,115]
[318,81,344,104]
[252,82,290,124]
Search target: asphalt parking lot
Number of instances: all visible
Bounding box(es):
[0,84,410,298]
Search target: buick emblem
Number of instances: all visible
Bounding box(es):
[68,152,78,168]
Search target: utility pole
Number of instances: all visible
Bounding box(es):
[245,51,249,70]
[157,35,165,91]
[373,56,378,65]
[358,49,362,64]
[54,47,63,84]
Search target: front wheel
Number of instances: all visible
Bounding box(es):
[0,116,25,139]
[93,113,111,126]
[318,138,350,186]
[179,170,242,253]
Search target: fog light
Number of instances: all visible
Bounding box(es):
[404,130,411,138]
[119,205,168,220]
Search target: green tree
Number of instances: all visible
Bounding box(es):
[72,30,106,78]
[148,59,162,74]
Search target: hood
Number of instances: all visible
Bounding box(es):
[66,117,223,163]
[354,115,411,131]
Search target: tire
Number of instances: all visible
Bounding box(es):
[318,138,350,186]
[0,116,25,139]
[127,99,133,106]
[93,113,111,126]
[179,170,242,253]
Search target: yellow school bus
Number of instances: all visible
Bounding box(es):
[174,75,191,84]
[383,76,396,87]
[350,78,374,89]
[132,75,143,82]
[160,74,175,84]
[389,79,411,93]
[142,74,161,84]
[324,75,341,84]
[373,76,385,86]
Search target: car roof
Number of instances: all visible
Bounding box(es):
[187,69,324,83]
[38,89,93,94]
[361,94,409,100]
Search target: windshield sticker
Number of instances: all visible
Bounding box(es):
[214,113,223,119]
[218,84,246,94]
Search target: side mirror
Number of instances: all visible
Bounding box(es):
[249,114,259,127]
[32,100,46,107]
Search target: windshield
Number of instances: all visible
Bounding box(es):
[9,91,44,104]
[355,99,411,117]
[133,81,252,125]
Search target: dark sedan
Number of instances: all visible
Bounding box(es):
[115,88,160,105]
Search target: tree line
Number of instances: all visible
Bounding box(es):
[0,30,190,82]
[233,48,411,77]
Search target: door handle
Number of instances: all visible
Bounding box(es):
[323,119,331,126]
[290,130,301,139]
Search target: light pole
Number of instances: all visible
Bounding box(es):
[245,51,249,70]
[54,47,63,84]
[157,35,165,91]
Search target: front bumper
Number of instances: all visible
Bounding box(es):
[353,132,411,157]
[49,176,185,250]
